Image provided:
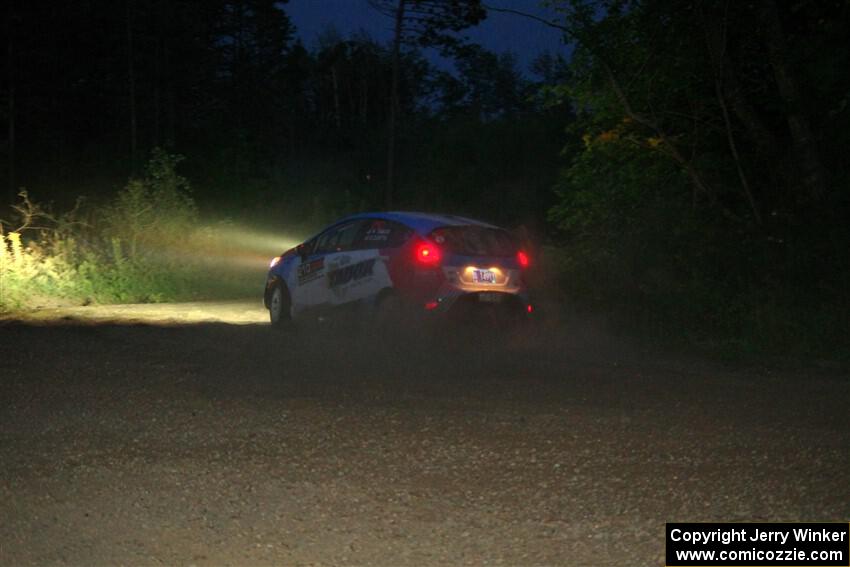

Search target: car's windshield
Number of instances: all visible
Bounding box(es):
[430,226,518,257]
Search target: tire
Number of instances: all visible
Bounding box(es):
[268,282,291,328]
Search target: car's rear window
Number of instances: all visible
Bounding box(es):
[430,226,518,257]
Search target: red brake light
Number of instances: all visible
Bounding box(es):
[415,242,442,265]
[517,250,530,268]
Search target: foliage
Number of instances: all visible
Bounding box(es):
[434,45,531,120]
[367,0,486,51]
[2,2,566,225]
[101,149,198,258]
[0,151,257,311]
[8,0,847,361]
[546,0,850,359]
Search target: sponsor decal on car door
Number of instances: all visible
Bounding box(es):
[303,220,370,310]
[326,249,387,305]
[324,219,401,306]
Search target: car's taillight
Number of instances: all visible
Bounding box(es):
[415,242,442,266]
[517,250,530,268]
[269,256,282,268]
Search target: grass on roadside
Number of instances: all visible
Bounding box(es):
[0,150,267,312]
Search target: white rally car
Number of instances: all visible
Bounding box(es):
[264,212,533,327]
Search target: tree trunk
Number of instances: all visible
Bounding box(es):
[700,3,762,224]
[7,3,15,204]
[602,64,715,205]
[331,66,342,130]
[724,70,780,167]
[721,61,787,201]
[163,26,175,148]
[360,78,368,125]
[386,0,405,210]
[126,0,138,175]
[346,72,356,123]
[758,0,826,200]
[153,7,162,148]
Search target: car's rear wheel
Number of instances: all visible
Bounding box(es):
[269,282,291,328]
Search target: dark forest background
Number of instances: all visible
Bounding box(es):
[2,0,566,225]
[1,0,849,360]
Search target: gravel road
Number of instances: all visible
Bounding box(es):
[1,301,848,566]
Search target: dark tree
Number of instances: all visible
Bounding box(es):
[208,0,295,172]
[435,44,528,120]
[5,0,17,202]
[368,0,486,208]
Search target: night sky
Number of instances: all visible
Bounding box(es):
[285,0,568,72]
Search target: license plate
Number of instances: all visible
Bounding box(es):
[478,292,503,303]
[472,269,496,284]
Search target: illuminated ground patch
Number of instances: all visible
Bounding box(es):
[3,300,269,326]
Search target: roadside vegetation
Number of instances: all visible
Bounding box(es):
[544,0,850,361]
[3,1,848,362]
[0,150,260,309]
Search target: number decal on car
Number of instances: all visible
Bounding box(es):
[297,258,325,285]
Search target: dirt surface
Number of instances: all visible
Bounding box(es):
[3,300,269,326]
[1,301,848,566]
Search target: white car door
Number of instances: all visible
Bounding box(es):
[325,219,399,306]
[300,220,366,312]
[288,238,326,317]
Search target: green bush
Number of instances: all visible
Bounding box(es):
[101,149,198,258]
[0,149,260,312]
[548,137,850,361]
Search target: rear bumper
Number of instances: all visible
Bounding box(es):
[425,288,532,318]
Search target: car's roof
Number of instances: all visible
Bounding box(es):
[339,211,499,235]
